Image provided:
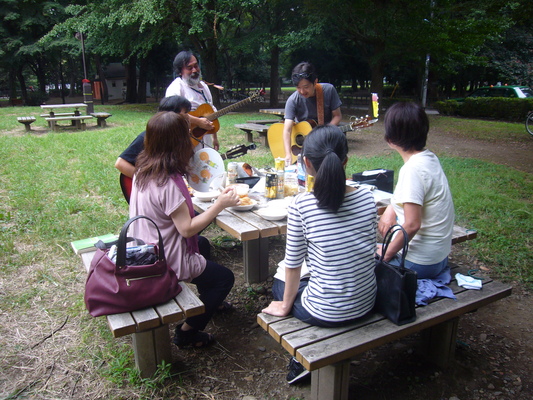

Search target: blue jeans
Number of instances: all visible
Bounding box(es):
[186,236,234,331]
[272,278,364,328]
[389,255,450,281]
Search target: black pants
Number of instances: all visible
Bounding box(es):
[186,236,234,331]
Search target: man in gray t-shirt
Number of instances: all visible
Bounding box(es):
[282,62,342,165]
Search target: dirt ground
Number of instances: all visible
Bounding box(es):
[171,111,533,400]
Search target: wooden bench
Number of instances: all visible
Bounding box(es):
[91,112,112,127]
[17,116,36,131]
[77,250,205,378]
[46,115,94,131]
[258,263,512,400]
[256,227,512,400]
[246,119,281,125]
[235,123,270,148]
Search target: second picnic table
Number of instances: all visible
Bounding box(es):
[40,103,93,131]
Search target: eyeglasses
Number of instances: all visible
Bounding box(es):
[292,72,311,84]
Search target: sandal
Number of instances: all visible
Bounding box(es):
[217,301,234,313]
[173,324,215,349]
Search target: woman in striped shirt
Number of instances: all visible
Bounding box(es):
[262,125,377,327]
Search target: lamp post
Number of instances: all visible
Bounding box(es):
[75,32,94,113]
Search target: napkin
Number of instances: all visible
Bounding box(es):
[455,273,482,290]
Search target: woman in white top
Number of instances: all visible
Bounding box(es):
[263,125,377,327]
[378,102,455,280]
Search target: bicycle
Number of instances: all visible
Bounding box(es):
[526,110,533,136]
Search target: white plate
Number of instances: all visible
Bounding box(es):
[266,198,292,209]
[229,199,257,211]
[257,207,287,221]
[194,190,220,201]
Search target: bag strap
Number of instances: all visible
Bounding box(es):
[380,224,409,267]
[315,83,325,125]
[116,215,165,267]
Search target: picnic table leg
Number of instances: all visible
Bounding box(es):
[420,316,459,368]
[243,237,269,284]
[132,325,172,378]
[310,361,350,400]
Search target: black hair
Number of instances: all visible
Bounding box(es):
[172,50,197,76]
[291,62,317,86]
[158,95,192,113]
[384,102,428,151]
[302,125,348,212]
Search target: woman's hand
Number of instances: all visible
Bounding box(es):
[214,187,240,209]
[378,205,397,237]
[262,301,291,317]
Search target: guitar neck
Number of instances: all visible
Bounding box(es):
[207,96,254,121]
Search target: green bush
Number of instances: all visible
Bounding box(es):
[435,98,533,121]
[434,100,460,115]
[25,90,49,106]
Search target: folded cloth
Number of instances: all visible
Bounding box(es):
[415,266,456,306]
[416,279,456,306]
[455,273,483,290]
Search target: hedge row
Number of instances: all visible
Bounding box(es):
[434,98,533,121]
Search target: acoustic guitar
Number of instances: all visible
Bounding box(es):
[189,90,260,146]
[268,116,377,164]
[119,143,257,204]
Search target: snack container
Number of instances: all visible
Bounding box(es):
[265,173,278,199]
[227,162,238,184]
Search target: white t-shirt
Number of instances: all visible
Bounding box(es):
[165,77,216,149]
[391,149,455,265]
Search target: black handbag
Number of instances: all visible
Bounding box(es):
[374,224,417,325]
[352,169,394,193]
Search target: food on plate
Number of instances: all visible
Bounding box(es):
[239,196,254,206]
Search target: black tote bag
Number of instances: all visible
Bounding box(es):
[374,225,417,325]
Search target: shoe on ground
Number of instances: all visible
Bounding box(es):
[286,357,310,384]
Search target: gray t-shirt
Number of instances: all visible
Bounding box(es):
[284,83,342,124]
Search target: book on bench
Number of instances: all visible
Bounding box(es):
[71,233,118,255]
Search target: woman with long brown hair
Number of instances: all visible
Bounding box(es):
[130,111,239,348]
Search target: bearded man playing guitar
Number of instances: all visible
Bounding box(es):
[166,50,219,150]
[282,62,342,165]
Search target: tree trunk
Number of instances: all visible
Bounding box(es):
[202,40,220,107]
[125,55,138,103]
[17,68,28,104]
[269,45,280,107]
[137,56,148,103]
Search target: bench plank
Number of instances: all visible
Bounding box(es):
[246,119,280,125]
[297,280,511,371]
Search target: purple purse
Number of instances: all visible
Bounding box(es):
[84,215,182,317]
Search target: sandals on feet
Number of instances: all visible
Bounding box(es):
[217,301,234,313]
[173,324,215,349]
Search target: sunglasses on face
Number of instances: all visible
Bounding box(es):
[292,72,311,85]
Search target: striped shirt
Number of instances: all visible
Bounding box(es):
[285,188,377,322]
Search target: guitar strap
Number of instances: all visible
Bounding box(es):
[315,83,325,125]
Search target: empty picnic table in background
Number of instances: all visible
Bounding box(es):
[259,108,285,118]
[40,103,93,131]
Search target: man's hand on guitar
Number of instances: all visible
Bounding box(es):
[192,115,214,131]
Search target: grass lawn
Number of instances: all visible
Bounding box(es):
[0,102,531,397]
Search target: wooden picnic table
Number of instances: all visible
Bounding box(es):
[192,187,474,284]
[41,103,93,131]
[259,108,285,118]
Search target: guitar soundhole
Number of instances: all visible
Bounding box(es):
[295,134,305,147]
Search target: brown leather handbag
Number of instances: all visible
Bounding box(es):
[84,215,182,317]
